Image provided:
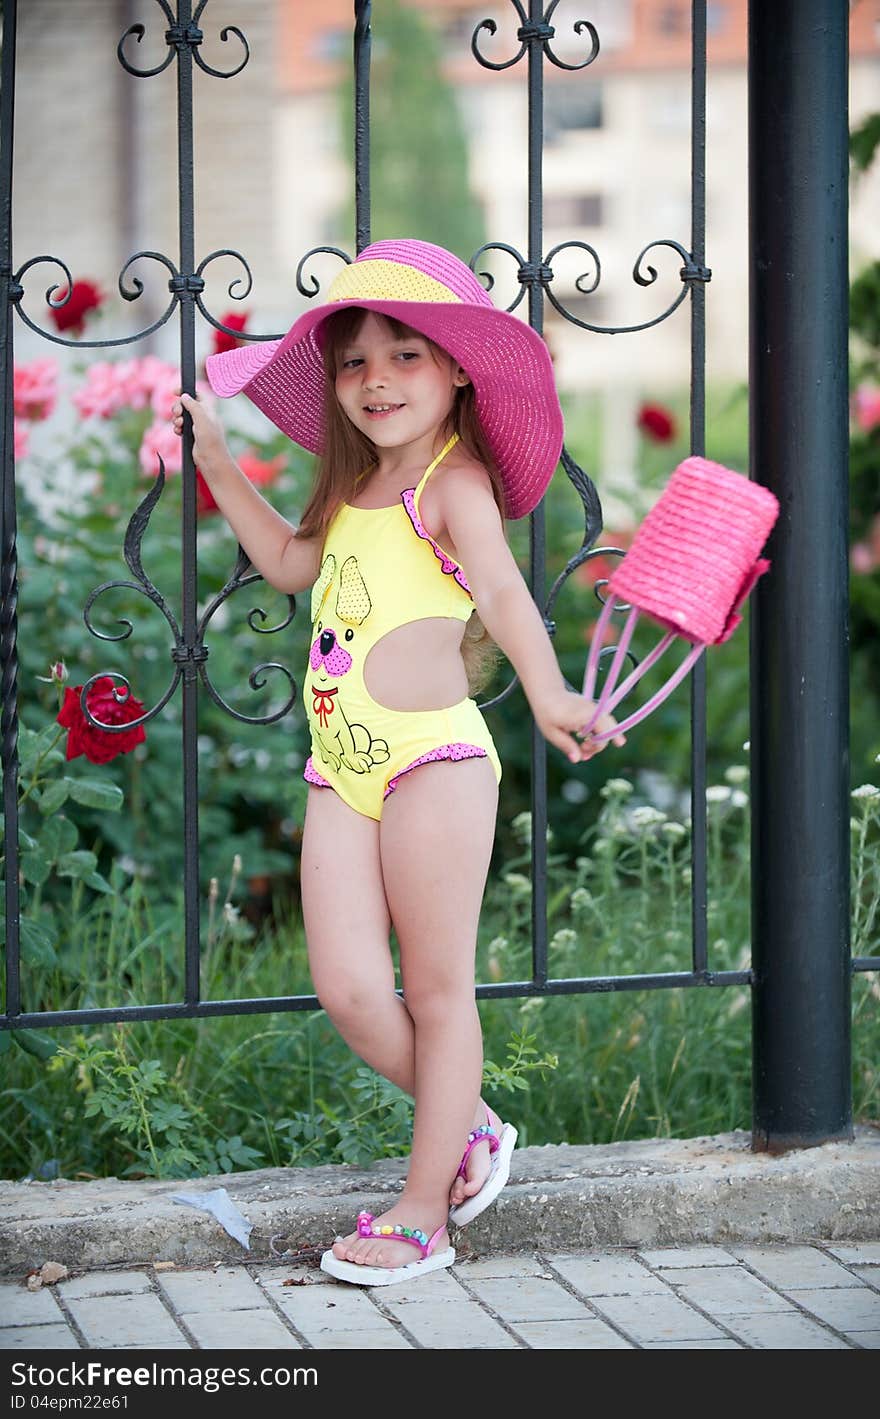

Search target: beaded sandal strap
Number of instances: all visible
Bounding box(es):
[455,1121,500,1180]
[356,1211,447,1260]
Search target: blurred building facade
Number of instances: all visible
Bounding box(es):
[9,0,880,514]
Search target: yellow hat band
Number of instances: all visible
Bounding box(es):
[327,259,461,306]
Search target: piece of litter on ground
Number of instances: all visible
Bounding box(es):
[40,1261,68,1285]
[170,1187,253,1250]
[153,1260,177,1271]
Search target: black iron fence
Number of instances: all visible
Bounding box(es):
[1,1,867,1150]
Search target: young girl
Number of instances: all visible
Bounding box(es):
[172,239,624,1287]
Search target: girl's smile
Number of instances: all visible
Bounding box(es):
[335,312,468,459]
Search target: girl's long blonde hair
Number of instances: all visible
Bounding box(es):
[296,307,504,695]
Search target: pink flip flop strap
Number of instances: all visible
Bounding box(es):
[356,1211,446,1260]
[455,1121,500,1180]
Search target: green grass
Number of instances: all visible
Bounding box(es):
[2,772,877,1181]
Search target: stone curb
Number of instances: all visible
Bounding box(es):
[1,1128,878,1275]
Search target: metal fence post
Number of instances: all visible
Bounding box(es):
[748,0,852,1150]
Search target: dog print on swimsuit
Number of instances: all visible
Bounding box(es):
[308,553,391,777]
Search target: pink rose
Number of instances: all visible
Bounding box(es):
[72,362,129,420]
[139,420,182,477]
[14,419,29,460]
[854,385,880,434]
[14,358,59,421]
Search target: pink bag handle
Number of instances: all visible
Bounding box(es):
[580,593,706,744]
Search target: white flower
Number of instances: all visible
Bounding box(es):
[550,928,577,951]
[706,785,733,804]
[223,902,240,924]
[730,790,748,809]
[661,821,688,840]
[724,765,749,785]
[232,853,242,873]
[630,805,667,829]
[601,778,634,800]
[503,872,531,896]
[742,740,751,752]
[570,887,593,911]
[851,785,880,800]
[487,935,509,954]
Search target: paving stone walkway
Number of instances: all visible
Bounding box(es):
[2,1242,878,1350]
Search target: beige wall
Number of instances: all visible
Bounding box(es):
[10,2,878,409]
[12,0,279,368]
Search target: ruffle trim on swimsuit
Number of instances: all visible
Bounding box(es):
[383,743,488,798]
[304,755,332,788]
[400,488,472,598]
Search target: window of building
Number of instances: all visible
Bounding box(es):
[707,4,729,36]
[544,193,604,228]
[657,6,689,37]
[544,84,603,144]
[313,28,349,62]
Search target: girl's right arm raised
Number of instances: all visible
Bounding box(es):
[173,392,321,595]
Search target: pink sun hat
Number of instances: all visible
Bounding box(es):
[581,457,779,743]
[204,239,564,520]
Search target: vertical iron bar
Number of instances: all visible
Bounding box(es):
[176,0,201,1006]
[748,0,851,1149]
[353,1,372,254]
[689,0,708,974]
[527,0,548,987]
[0,0,21,1018]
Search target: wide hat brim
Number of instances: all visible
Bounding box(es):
[205,296,563,520]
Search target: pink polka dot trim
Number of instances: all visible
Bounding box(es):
[384,743,487,798]
[400,489,472,597]
[304,755,332,788]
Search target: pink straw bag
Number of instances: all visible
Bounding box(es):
[581,456,780,743]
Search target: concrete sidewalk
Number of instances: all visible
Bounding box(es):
[1,1129,878,1350]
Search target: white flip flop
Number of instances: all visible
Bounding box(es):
[320,1212,455,1288]
[448,1119,518,1227]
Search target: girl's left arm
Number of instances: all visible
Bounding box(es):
[441,467,625,764]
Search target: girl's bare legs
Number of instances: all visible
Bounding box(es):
[331,756,498,1268]
[301,783,501,1212]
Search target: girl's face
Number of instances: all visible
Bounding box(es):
[333,312,469,455]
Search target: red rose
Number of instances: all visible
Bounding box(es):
[576,532,634,588]
[49,280,103,336]
[196,450,285,516]
[637,403,676,443]
[212,311,249,355]
[57,676,146,765]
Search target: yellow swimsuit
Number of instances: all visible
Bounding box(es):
[303,434,502,820]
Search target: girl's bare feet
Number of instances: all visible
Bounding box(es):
[448,1100,503,1209]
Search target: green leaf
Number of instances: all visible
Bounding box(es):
[20,916,59,967]
[0,1030,11,1055]
[56,850,98,879]
[38,779,70,816]
[18,725,65,775]
[21,851,52,887]
[67,778,124,812]
[11,1029,58,1061]
[84,871,115,894]
[41,816,78,861]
